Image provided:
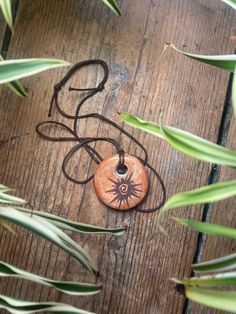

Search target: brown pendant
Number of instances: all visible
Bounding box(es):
[93,153,149,211]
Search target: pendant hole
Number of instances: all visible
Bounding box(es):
[116,165,128,176]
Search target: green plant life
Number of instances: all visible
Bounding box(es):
[0,0,121,31]
[0,186,125,313]
[102,0,121,16]
[0,0,120,97]
[121,0,236,312]
[0,55,27,96]
[0,0,13,31]
[0,1,123,313]
[2,0,236,312]
[221,0,236,9]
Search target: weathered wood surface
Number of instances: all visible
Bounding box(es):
[191,110,236,314]
[0,1,235,313]
[0,14,6,46]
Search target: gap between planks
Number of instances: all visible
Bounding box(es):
[183,73,234,314]
[1,1,234,314]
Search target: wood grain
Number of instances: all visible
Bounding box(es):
[0,14,6,46]
[0,1,235,313]
[191,111,236,314]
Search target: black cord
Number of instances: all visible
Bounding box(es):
[36,59,166,212]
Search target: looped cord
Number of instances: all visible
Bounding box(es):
[36,59,166,212]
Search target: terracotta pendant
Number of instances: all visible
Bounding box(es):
[93,153,149,211]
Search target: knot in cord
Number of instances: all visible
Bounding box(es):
[54,84,62,92]
[96,82,105,92]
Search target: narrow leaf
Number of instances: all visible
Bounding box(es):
[0,207,98,275]
[102,0,121,15]
[0,220,16,234]
[5,80,28,96]
[160,124,236,167]
[0,261,101,296]
[0,191,26,205]
[0,58,70,84]
[221,0,236,10]
[183,287,236,312]
[120,113,236,167]
[0,185,10,193]
[162,179,236,213]
[0,55,27,97]
[173,217,236,240]
[119,113,163,138]
[173,271,236,287]
[167,43,236,72]
[0,294,94,314]
[0,0,13,30]
[192,253,236,273]
[16,207,126,235]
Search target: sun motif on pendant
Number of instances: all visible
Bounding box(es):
[105,172,142,209]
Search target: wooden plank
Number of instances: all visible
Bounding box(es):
[190,112,236,313]
[0,9,6,99]
[0,14,6,46]
[0,0,235,313]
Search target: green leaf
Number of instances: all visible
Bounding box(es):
[0,185,25,205]
[120,113,236,167]
[162,179,236,213]
[192,253,236,273]
[0,58,70,84]
[0,185,10,193]
[0,220,16,233]
[5,80,28,96]
[173,217,236,240]
[221,0,236,10]
[159,124,236,167]
[16,207,126,235]
[167,43,236,72]
[0,294,94,314]
[102,0,121,15]
[119,113,163,138]
[0,55,26,96]
[233,67,236,118]
[183,287,236,312]
[0,207,98,275]
[0,0,13,31]
[0,261,101,296]
[0,191,26,205]
[173,271,236,287]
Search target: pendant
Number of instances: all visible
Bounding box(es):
[93,153,149,210]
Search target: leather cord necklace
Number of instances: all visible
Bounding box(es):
[36,59,166,212]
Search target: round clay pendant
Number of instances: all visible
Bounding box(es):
[93,153,149,211]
